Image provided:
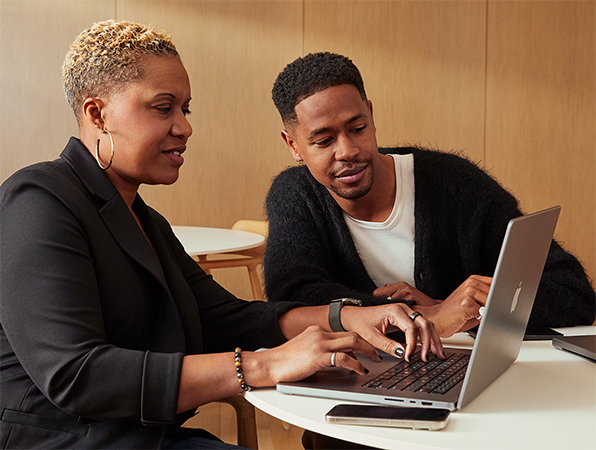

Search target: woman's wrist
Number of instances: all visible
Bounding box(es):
[239,350,275,388]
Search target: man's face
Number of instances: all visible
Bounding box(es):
[281,84,379,201]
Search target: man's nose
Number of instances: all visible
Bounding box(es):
[334,134,359,160]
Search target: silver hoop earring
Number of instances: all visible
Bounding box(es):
[95,129,114,170]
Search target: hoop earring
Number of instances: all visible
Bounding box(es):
[95,129,114,170]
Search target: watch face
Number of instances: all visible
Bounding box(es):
[342,298,362,306]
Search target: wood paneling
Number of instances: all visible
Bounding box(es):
[119,0,301,229]
[119,1,302,297]
[303,0,488,163]
[485,0,595,282]
[1,0,594,293]
[0,0,115,180]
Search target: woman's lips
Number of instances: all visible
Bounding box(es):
[163,147,185,165]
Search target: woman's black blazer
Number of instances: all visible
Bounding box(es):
[0,138,296,449]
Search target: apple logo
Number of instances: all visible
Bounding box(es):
[510,281,522,313]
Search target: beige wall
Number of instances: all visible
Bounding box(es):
[1,0,594,299]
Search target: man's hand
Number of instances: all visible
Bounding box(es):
[412,275,492,337]
[373,281,439,306]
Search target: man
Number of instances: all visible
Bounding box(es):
[265,52,595,338]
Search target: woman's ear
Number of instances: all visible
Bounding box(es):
[81,97,105,131]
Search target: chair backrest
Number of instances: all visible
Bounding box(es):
[232,220,268,239]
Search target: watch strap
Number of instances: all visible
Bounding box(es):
[328,298,362,332]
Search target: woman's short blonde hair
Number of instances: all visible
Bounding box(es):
[62,20,180,122]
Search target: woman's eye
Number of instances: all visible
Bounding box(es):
[182,108,191,116]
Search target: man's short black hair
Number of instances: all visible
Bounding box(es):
[272,52,367,127]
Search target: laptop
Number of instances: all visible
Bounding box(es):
[552,335,596,363]
[278,206,561,411]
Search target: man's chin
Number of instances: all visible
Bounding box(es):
[329,183,372,200]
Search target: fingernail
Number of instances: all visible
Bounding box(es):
[394,347,404,358]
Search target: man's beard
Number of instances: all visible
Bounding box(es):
[328,164,374,200]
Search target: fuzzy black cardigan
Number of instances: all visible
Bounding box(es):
[264,147,595,328]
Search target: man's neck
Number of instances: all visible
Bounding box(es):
[333,153,396,222]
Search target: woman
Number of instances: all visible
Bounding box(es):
[0,20,443,449]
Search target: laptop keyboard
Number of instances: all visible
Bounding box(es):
[362,350,470,395]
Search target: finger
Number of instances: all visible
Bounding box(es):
[332,351,370,376]
[413,315,432,362]
[372,285,397,299]
[329,332,382,363]
[425,321,445,359]
[402,319,418,362]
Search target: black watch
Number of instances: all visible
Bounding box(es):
[328,298,362,332]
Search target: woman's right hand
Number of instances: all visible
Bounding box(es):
[242,326,382,387]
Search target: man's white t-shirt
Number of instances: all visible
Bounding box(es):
[343,154,416,288]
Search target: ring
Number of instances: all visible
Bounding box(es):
[477,306,485,320]
[409,311,423,321]
[331,352,337,367]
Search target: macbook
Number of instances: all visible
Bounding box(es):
[277,206,561,411]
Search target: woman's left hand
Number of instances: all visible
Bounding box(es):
[340,303,444,362]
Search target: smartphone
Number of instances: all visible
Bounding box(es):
[325,404,451,430]
[468,326,562,341]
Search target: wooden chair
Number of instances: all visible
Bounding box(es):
[219,394,259,449]
[195,220,267,300]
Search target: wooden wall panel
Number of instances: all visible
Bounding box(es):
[119,1,302,297]
[1,0,594,296]
[0,0,115,181]
[303,0,487,163]
[485,1,596,282]
[120,1,301,230]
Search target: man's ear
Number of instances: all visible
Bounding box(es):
[368,99,375,124]
[281,129,303,162]
[81,97,106,131]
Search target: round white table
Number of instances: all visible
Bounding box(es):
[246,326,596,450]
[172,225,265,256]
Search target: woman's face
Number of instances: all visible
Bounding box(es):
[99,55,193,197]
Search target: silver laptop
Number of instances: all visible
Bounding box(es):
[278,206,561,411]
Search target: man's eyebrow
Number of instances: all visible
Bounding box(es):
[307,114,367,140]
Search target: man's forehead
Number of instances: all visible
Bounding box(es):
[293,85,369,130]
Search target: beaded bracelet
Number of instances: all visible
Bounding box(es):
[234,347,254,391]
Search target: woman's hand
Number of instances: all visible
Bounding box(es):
[413,275,492,337]
[340,303,444,363]
[244,326,382,387]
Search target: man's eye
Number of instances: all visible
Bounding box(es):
[315,138,333,147]
[353,125,366,133]
[157,106,172,114]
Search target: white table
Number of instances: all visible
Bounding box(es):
[172,226,265,256]
[246,326,596,450]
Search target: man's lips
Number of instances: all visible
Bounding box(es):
[333,165,367,184]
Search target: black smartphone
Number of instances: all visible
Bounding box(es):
[325,404,451,430]
[468,326,562,341]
